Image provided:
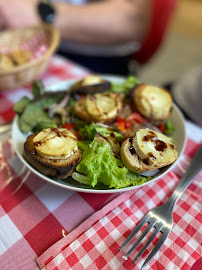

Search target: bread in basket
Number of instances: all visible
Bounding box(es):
[0,23,60,90]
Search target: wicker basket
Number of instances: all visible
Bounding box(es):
[0,23,60,90]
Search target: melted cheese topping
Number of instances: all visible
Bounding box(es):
[81,75,102,86]
[33,128,78,159]
[135,85,172,119]
[85,93,120,120]
[133,128,176,165]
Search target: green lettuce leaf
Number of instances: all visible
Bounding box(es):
[111,75,139,93]
[79,122,123,141]
[114,171,151,189]
[79,122,97,140]
[76,141,127,187]
[77,140,91,152]
[75,140,150,189]
[32,80,45,98]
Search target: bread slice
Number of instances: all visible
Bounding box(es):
[120,129,177,173]
[0,54,15,71]
[10,49,31,65]
[24,133,81,179]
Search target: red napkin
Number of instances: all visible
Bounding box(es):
[37,142,202,270]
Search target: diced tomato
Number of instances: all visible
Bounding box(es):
[125,112,146,124]
[62,123,80,138]
[117,113,147,132]
[125,121,132,130]
[117,117,126,131]
[158,123,165,133]
[62,123,75,130]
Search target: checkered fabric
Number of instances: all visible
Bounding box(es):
[20,31,48,61]
[0,131,118,270]
[0,56,201,270]
[35,128,202,270]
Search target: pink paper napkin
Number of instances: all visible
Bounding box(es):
[36,142,202,270]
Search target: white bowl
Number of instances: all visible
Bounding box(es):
[12,76,186,194]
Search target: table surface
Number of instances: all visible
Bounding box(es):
[0,55,201,270]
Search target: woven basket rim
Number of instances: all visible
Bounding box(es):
[0,23,60,75]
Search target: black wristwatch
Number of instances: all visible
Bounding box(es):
[37,0,56,23]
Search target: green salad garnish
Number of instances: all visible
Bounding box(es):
[72,140,151,189]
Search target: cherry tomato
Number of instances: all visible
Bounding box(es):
[125,112,146,123]
[117,117,126,131]
[62,123,75,130]
[158,123,165,133]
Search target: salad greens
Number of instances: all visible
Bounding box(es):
[14,75,175,190]
[165,119,175,135]
[79,122,123,141]
[111,75,139,93]
[14,96,31,115]
[32,80,45,98]
[14,81,66,133]
[73,140,151,189]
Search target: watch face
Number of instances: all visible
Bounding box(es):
[37,2,55,23]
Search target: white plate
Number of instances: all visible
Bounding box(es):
[12,76,186,193]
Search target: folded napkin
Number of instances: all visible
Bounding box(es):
[37,139,202,270]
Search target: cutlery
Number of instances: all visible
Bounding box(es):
[119,144,202,269]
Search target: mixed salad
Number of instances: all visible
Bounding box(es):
[14,76,176,189]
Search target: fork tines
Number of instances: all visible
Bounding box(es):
[119,214,170,269]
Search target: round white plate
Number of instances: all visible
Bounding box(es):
[12,76,186,193]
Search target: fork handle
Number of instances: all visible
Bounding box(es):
[167,144,202,209]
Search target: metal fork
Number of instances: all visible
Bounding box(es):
[119,144,202,269]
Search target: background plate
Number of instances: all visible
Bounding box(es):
[12,76,186,193]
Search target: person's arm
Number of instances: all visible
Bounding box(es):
[55,0,151,45]
[0,0,39,28]
[0,0,151,45]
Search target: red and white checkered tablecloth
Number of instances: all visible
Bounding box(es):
[0,55,201,270]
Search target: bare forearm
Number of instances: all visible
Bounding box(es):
[55,0,151,45]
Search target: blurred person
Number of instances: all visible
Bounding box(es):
[0,0,176,75]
